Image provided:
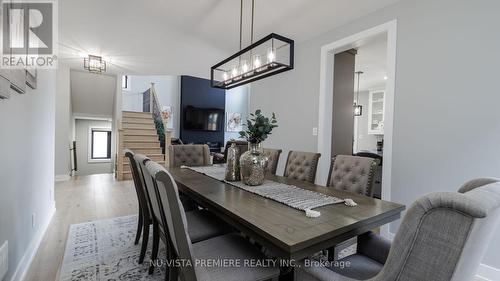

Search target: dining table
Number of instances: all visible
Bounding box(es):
[167,166,405,264]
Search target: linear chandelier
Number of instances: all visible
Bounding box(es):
[211,0,294,89]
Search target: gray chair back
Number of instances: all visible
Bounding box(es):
[327,155,377,197]
[283,150,321,183]
[124,150,151,219]
[135,154,161,223]
[146,161,197,281]
[262,148,282,175]
[169,144,211,167]
[374,180,500,281]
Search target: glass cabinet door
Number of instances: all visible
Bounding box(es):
[368,90,385,134]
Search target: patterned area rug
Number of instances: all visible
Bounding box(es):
[59,215,166,281]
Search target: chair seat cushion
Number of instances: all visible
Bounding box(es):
[158,209,232,243]
[329,254,383,279]
[192,233,280,281]
[186,209,233,243]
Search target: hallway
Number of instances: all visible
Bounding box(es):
[24,175,137,281]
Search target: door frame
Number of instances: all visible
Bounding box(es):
[317,20,397,237]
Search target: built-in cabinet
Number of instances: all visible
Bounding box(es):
[368,89,385,135]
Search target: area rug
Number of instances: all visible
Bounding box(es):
[59,215,166,281]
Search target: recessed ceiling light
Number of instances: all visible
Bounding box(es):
[384,76,388,80]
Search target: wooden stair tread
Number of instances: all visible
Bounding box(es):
[123,132,157,136]
[122,111,153,119]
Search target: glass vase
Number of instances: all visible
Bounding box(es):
[239,142,268,186]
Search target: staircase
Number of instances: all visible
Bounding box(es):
[116,111,166,181]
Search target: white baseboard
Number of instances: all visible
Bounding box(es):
[9,206,56,281]
[55,175,71,182]
[384,231,500,281]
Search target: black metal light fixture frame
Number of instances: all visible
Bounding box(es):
[84,55,106,74]
[211,33,294,89]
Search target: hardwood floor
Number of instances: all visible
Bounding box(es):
[24,174,138,281]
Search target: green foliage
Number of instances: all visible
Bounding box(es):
[239,109,278,144]
[154,117,165,144]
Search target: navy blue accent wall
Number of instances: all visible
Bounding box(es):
[180,76,225,147]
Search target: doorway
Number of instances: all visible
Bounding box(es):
[317,20,397,237]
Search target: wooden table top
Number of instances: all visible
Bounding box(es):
[167,167,405,259]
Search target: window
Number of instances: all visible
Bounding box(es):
[91,129,111,160]
[122,75,130,90]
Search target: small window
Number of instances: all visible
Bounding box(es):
[122,75,130,90]
[91,129,111,159]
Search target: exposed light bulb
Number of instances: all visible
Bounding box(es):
[222,72,229,81]
[267,48,276,63]
[253,54,261,69]
[241,60,249,73]
[231,66,239,78]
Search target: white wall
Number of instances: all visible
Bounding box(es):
[122,75,181,138]
[0,70,57,281]
[70,70,116,118]
[250,0,500,271]
[55,65,72,179]
[224,85,250,144]
[74,119,113,176]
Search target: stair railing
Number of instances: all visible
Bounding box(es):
[149,83,172,166]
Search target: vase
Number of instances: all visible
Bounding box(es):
[239,142,268,186]
[225,143,240,181]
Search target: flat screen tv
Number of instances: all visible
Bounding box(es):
[184,106,224,131]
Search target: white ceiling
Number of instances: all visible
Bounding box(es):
[70,70,117,117]
[59,0,400,77]
[354,33,387,92]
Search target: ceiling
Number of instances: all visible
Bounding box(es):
[70,70,117,118]
[354,33,388,92]
[59,0,400,77]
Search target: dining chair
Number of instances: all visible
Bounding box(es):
[283,150,321,183]
[262,148,282,175]
[354,152,383,199]
[327,155,378,197]
[145,160,281,281]
[124,149,152,264]
[135,155,233,275]
[325,155,378,261]
[168,144,211,167]
[296,178,500,281]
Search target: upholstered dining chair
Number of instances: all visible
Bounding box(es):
[146,160,280,281]
[168,144,211,167]
[283,150,321,183]
[124,149,152,264]
[212,140,249,164]
[262,148,282,175]
[327,155,378,197]
[296,178,500,281]
[135,155,233,274]
[354,152,383,199]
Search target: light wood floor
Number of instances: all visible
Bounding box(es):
[24,174,138,281]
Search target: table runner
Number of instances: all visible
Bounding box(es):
[184,165,346,216]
